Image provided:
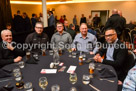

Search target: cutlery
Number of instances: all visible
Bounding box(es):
[89,84,100,91]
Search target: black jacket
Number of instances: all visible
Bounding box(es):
[97,40,128,81]
[0,42,25,68]
[105,14,126,36]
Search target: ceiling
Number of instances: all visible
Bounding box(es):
[10,0,72,2]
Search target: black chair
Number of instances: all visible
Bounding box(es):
[124,50,135,75]
[122,28,131,43]
[130,29,136,43]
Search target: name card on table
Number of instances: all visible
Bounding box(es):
[40,69,57,74]
[67,66,77,74]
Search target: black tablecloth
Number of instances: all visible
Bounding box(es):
[0,51,118,91]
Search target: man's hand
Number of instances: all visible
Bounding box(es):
[133,49,136,54]
[7,43,14,51]
[72,48,76,51]
[90,52,94,55]
[14,56,22,63]
[93,54,103,63]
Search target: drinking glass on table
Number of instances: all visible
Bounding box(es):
[70,87,77,91]
[26,50,31,59]
[18,61,25,68]
[89,63,95,78]
[82,74,90,85]
[39,77,48,90]
[68,48,72,57]
[24,82,33,91]
[51,84,60,91]
[13,68,22,81]
[69,73,77,84]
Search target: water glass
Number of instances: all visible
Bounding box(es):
[18,61,25,68]
[13,68,22,81]
[70,87,77,91]
[69,73,77,84]
[51,84,60,91]
[33,53,39,60]
[14,71,22,81]
[24,82,33,91]
[49,50,54,55]
[39,77,48,90]
[82,54,86,61]
[82,74,90,85]
[72,52,77,58]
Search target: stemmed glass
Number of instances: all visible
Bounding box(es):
[82,74,90,85]
[69,73,77,84]
[39,77,48,90]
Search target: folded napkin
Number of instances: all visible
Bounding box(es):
[0,69,12,78]
[98,68,116,78]
[26,57,38,64]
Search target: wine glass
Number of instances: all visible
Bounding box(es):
[39,77,48,90]
[69,73,77,84]
[82,74,90,85]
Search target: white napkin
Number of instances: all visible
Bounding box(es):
[67,66,77,74]
[40,69,57,74]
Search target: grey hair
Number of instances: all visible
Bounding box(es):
[1,29,12,36]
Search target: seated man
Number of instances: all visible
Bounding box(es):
[51,22,72,49]
[25,22,49,52]
[93,28,128,82]
[0,29,24,68]
[122,65,136,91]
[72,23,98,54]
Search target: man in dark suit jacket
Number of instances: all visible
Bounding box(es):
[80,14,86,25]
[105,9,126,39]
[94,28,128,83]
[0,29,25,68]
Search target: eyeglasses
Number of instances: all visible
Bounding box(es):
[57,26,63,28]
[105,33,115,37]
[35,27,43,29]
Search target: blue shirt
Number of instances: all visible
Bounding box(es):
[106,39,118,61]
[122,65,136,91]
[72,32,98,53]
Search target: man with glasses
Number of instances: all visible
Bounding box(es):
[25,22,49,52]
[93,28,128,83]
[51,22,72,49]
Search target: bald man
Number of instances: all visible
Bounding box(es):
[72,23,98,54]
[105,9,126,39]
[0,29,24,68]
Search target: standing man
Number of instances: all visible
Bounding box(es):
[0,30,24,68]
[80,14,86,25]
[51,22,72,49]
[105,9,126,39]
[72,23,98,54]
[92,14,101,28]
[64,20,69,31]
[25,22,49,52]
[48,11,55,27]
[93,28,128,82]
[73,15,77,26]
